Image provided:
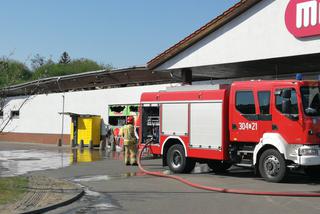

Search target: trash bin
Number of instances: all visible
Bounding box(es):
[69,114,101,147]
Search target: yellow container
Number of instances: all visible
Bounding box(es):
[70,116,101,147]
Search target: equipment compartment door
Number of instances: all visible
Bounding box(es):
[162,103,188,136]
[190,102,222,149]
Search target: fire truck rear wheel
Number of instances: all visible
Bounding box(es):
[167,144,195,173]
[259,149,286,183]
[207,161,231,173]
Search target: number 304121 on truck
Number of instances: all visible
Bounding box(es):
[139,80,320,182]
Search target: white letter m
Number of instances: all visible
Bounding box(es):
[296,0,318,28]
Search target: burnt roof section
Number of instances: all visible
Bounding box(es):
[0,66,174,97]
[147,0,262,70]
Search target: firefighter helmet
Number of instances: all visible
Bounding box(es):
[126,116,134,124]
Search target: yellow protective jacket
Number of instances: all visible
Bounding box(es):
[120,124,136,145]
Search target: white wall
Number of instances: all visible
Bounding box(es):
[156,0,320,71]
[0,84,177,134]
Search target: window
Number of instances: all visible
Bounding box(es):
[236,91,256,114]
[108,116,126,126]
[0,110,3,118]
[300,86,320,116]
[110,105,126,113]
[275,88,298,114]
[129,105,138,113]
[258,91,270,114]
[10,110,20,118]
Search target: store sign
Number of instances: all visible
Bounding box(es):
[285,0,320,38]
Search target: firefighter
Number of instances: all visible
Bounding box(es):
[120,116,138,165]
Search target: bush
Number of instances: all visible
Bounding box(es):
[0,59,32,87]
[32,58,110,79]
[0,53,113,88]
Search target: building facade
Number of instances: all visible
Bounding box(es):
[0,84,176,144]
[2,0,320,144]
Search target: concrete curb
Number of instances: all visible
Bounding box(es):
[20,189,85,214]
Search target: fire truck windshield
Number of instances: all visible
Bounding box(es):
[301,86,320,116]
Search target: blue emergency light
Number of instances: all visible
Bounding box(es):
[296,73,303,80]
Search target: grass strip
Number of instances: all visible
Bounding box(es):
[0,176,28,205]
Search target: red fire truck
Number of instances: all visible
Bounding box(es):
[139,80,320,182]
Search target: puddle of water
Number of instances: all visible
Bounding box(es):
[79,189,119,212]
[73,175,112,182]
[153,166,210,175]
[8,157,41,161]
[70,149,105,164]
[90,203,117,210]
[72,172,146,183]
[0,146,136,178]
[0,149,71,177]
[0,148,115,177]
[70,171,147,186]
[85,189,102,197]
[192,165,210,174]
[105,150,124,161]
[121,171,146,178]
[61,187,119,213]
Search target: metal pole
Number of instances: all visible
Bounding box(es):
[60,94,65,144]
[60,94,65,167]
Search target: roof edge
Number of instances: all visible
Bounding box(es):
[147,0,262,70]
[1,65,147,91]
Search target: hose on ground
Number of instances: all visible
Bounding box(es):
[137,141,320,197]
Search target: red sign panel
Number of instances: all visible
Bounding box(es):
[285,0,320,38]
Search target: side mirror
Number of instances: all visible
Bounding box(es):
[282,100,291,114]
[282,89,291,99]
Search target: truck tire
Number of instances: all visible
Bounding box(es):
[207,161,231,173]
[167,144,195,173]
[305,166,320,178]
[259,149,286,183]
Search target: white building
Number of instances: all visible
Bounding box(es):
[148,0,320,80]
[1,0,320,144]
[0,67,177,144]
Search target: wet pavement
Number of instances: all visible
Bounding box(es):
[0,149,70,177]
[2,141,320,214]
[0,145,111,177]
[52,184,121,213]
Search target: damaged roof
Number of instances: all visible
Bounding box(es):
[0,66,173,97]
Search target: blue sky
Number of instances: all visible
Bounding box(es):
[0,0,239,69]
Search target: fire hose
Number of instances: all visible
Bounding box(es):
[137,141,320,197]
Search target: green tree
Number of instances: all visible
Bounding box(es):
[30,54,46,70]
[0,58,32,87]
[32,58,111,79]
[59,52,71,64]
[0,54,113,88]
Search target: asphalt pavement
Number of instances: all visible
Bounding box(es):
[1,141,320,214]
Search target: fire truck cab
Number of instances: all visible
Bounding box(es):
[139,80,320,182]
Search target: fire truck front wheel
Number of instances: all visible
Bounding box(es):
[259,149,286,183]
[167,144,195,173]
